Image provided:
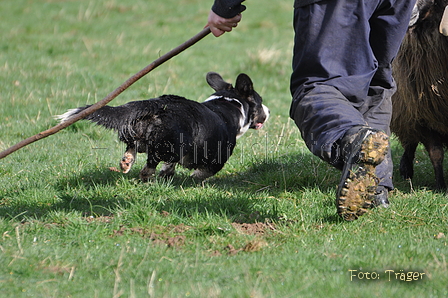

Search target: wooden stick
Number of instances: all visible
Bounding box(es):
[0,27,211,160]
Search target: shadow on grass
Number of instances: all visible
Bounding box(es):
[0,152,348,224]
[0,169,128,221]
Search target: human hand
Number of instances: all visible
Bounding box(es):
[206,10,242,37]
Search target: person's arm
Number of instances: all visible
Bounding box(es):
[207,0,246,37]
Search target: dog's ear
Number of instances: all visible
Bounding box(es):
[235,73,254,97]
[206,72,233,91]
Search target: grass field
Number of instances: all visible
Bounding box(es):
[1,0,447,297]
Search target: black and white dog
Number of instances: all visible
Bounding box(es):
[58,72,269,181]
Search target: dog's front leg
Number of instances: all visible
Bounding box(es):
[159,162,177,178]
[120,147,136,173]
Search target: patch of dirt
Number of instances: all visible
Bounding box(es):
[83,216,114,223]
[165,235,186,248]
[225,244,241,255]
[112,225,188,248]
[160,211,170,217]
[231,222,276,235]
[113,226,146,236]
[434,232,445,239]
[168,223,191,233]
[108,167,122,173]
[210,250,222,257]
[41,265,73,275]
[211,239,268,257]
[242,239,267,252]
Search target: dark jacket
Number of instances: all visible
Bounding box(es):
[212,0,323,18]
[212,0,246,18]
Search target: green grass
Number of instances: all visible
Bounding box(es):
[1,0,447,297]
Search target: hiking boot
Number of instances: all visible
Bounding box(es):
[336,127,389,221]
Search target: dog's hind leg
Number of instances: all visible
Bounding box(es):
[120,146,136,173]
[191,152,229,180]
[191,163,224,181]
[191,169,215,181]
[159,162,177,178]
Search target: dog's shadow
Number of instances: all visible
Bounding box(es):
[7,150,418,224]
[111,152,344,224]
[54,145,446,224]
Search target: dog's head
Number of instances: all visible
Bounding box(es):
[206,72,270,137]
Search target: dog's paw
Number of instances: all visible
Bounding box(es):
[159,163,176,178]
[120,152,135,173]
[139,166,156,182]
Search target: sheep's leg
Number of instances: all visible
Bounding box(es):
[399,142,418,181]
[423,138,446,190]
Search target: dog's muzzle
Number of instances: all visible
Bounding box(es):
[254,104,270,129]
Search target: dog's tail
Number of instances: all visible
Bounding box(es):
[56,105,128,131]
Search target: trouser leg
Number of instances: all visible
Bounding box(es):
[290,0,415,190]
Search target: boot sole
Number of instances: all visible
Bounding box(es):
[337,130,389,221]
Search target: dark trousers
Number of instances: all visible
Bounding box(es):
[289,0,415,189]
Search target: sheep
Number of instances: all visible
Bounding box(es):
[391,0,448,189]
